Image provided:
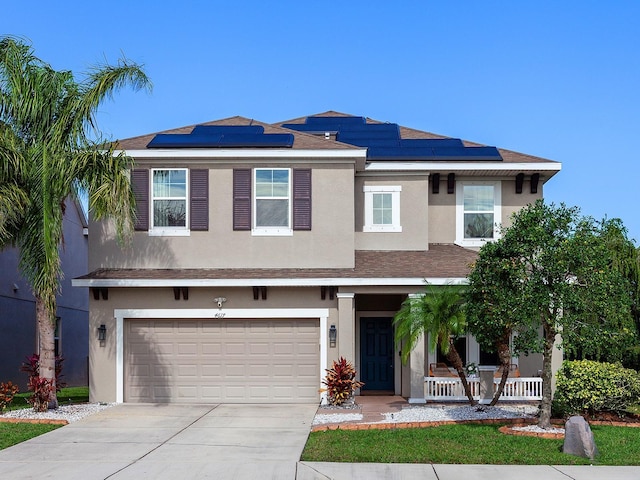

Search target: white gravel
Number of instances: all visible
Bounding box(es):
[313,404,539,426]
[512,424,565,434]
[380,404,539,423]
[1,403,116,423]
[314,413,364,425]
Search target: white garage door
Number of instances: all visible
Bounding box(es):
[124,318,320,403]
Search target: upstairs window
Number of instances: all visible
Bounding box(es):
[132,168,208,235]
[233,168,310,234]
[151,169,188,234]
[253,168,292,235]
[363,186,402,232]
[456,181,501,246]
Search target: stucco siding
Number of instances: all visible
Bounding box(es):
[89,163,355,270]
[355,175,429,250]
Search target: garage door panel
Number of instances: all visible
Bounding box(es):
[201,342,222,355]
[125,319,320,403]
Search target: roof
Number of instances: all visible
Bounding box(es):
[116,116,360,151]
[278,110,558,165]
[115,111,559,168]
[73,245,478,287]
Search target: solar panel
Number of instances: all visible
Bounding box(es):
[191,125,264,135]
[280,123,338,134]
[432,146,502,160]
[216,133,294,147]
[147,134,223,148]
[147,133,294,148]
[400,138,464,148]
[336,138,400,148]
[367,146,502,161]
[305,116,366,126]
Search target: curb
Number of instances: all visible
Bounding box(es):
[0,417,68,425]
[311,417,537,432]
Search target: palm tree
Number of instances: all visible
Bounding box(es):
[0,36,151,409]
[394,284,477,405]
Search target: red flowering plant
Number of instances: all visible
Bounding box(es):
[20,354,66,411]
[321,357,364,406]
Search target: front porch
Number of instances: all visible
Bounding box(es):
[424,376,543,403]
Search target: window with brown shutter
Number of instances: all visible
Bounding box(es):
[233,169,251,230]
[133,168,210,234]
[234,167,312,233]
[293,168,311,230]
[190,169,209,231]
[132,169,149,231]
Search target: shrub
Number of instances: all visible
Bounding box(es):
[322,357,364,406]
[20,354,66,392]
[26,377,55,412]
[0,381,19,412]
[20,353,65,411]
[553,360,640,416]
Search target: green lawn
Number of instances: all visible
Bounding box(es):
[0,386,89,451]
[302,423,640,465]
[0,423,62,450]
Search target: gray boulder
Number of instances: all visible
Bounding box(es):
[562,415,599,460]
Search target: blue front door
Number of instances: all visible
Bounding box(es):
[360,317,394,391]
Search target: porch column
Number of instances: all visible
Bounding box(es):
[336,293,355,362]
[408,332,426,404]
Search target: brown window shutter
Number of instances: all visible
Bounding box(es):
[233,169,251,230]
[131,169,149,231]
[293,168,312,230]
[190,169,209,231]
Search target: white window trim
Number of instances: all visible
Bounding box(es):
[149,168,190,237]
[455,181,501,247]
[252,168,293,236]
[363,185,402,233]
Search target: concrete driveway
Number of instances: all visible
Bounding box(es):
[0,403,317,479]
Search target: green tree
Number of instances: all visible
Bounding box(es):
[466,200,635,428]
[599,218,640,367]
[0,37,150,409]
[394,284,477,405]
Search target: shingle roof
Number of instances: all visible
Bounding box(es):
[76,245,477,285]
[115,111,558,167]
[116,116,360,151]
[277,111,557,165]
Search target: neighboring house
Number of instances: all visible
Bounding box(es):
[72,112,561,404]
[0,198,89,390]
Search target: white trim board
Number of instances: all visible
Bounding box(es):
[74,277,469,288]
[365,162,561,172]
[116,149,367,159]
[113,308,329,404]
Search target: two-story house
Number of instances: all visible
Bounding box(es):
[73,112,561,405]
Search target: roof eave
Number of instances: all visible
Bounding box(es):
[72,277,469,288]
[114,149,367,159]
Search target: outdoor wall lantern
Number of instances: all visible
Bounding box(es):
[97,324,106,342]
[329,324,337,348]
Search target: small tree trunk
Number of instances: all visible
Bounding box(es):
[36,295,58,409]
[446,340,478,406]
[538,321,556,429]
[489,333,512,406]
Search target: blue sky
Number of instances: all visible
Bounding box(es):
[5,1,640,241]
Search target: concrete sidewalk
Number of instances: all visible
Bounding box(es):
[297,462,640,479]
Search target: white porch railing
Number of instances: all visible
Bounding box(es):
[424,376,542,402]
